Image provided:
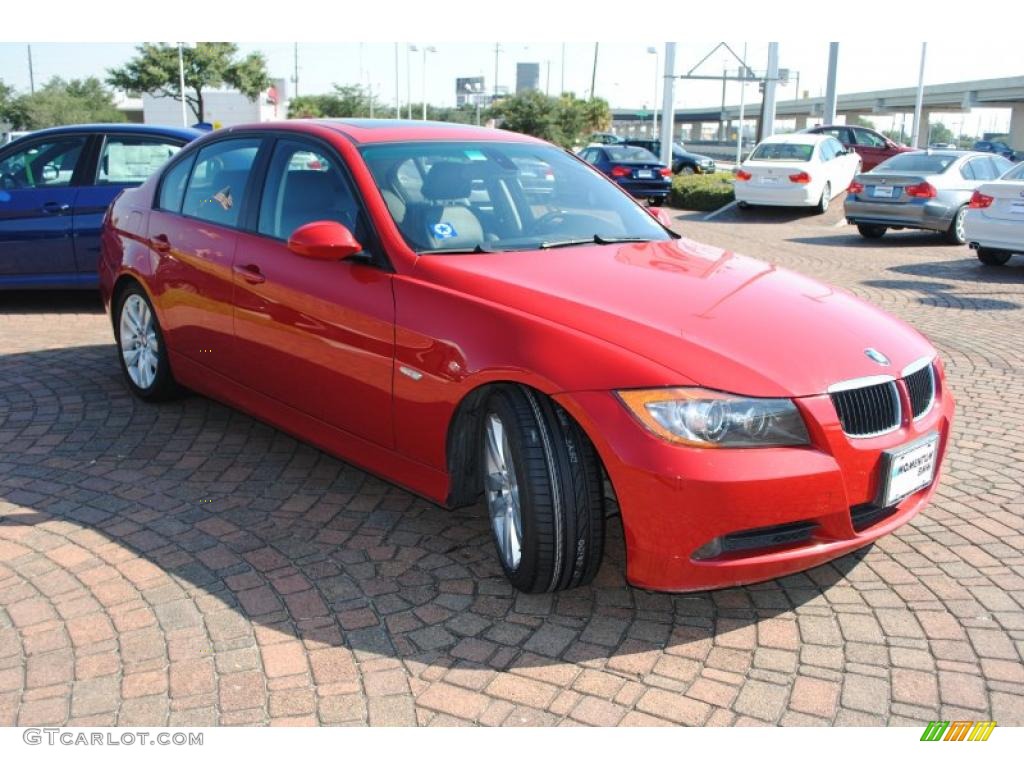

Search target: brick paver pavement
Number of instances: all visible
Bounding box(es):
[1,203,1022,726]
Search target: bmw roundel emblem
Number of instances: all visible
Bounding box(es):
[864,348,891,366]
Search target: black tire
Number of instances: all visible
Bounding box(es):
[816,182,831,214]
[857,224,887,239]
[480,386,605,593]
[679,165,695,176]
[113,283,182,402]
[977,247,1012,266]
[649,196,667,207]
[944,205,967,245]
[737,200,751,210]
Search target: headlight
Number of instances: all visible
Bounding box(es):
[617,388,810,448]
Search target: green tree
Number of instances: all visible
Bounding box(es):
[287,84,385,119]
[8,77,123,130]
[926,121,954,146]
[108,43,271,123]
[488,91,611,148]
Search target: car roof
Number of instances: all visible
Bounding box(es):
[9,123,202,142]
[760,133,823,145]
[221,119,549,146]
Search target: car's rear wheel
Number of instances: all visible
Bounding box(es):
[977,247,1012,266]
[680,165,695,175]
[945,205,967,244]
[857,224,887,239]
[816,182,831,214]
[480,386,605,593]
[114,284,181,401]
[737,200,751,210]
[649,196,667,206]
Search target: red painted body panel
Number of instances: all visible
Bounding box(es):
[98,120,955,592]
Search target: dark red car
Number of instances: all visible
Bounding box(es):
[99,120,953,593]
[805,124,914,171]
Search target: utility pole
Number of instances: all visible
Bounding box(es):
[757,42,779,142]
[560,43,565,95]
[407,45,415,120]
[823,43,839,125]
[659,43,676,168]
[590,43,599,99]
[27,44,35,94]
[292,43,299,98]
[911,42,927,148]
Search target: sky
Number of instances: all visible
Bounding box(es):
[0,41,1018,134]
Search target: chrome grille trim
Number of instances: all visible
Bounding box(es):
[827,374,896,393]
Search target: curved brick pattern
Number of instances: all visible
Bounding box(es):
[0,216,1021,726]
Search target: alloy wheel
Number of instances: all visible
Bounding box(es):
[119,294,159,390]
[483,413,523,571]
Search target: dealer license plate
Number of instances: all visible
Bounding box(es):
[758,176,779,184]
[872,185,895,198]
[636,170,654,179]
[1010,200,1024,215]
[880,433,939,506]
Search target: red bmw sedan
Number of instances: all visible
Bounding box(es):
[99,120,954,593]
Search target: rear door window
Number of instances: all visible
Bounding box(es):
[97,135,184,185]
[181,138,261,228]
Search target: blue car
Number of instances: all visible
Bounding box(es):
[578,144,672,205]
[0,123,200,289]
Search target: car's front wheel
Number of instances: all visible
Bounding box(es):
[977,247,1012,266]
[679,165,695,175]
[945,205,967,245]
[114,284,181,401]
[480,386,605,593]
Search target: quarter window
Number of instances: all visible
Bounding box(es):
[98,136,183,185]
[158,155,194,212]
[181,139,261,228]
[257,140,366,242]
[0,136,86,189]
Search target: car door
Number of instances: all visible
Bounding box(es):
[73,132,187,282]
[147,136,263,376]
[826,137,858,190]
[851,127,889,171]
[0,133,88,285]
[230,136,396,448]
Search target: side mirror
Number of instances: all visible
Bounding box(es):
[646,206,674,228]
[287,220,364,261]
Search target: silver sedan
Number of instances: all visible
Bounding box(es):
[844,151,1015,243]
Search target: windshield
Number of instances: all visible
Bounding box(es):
[360,141,672,254]
[604,146,660,164]
[873,153,956,174]
[749,142,815,162]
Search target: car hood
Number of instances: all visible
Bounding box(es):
[413,238,935,398]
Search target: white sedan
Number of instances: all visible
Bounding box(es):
[964,161,1024,266]
[734,133,861,213]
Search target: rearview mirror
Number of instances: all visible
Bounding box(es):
[287,220,364,261]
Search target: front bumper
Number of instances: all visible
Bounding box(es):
[844,197,956,232]
[555,370,954,592]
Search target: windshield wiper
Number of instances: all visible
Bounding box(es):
[422,243,496,255]
[539,234,655,249]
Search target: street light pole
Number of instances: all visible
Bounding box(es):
[394,43,400,118]
[421,46,437,120]
[647,46,658,137]
[736,43,748,164]
[911,42,927,148]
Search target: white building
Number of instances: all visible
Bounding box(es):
[139,78,289,129]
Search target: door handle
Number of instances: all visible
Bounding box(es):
[41,202,70,214]
[233,263,266,284]
[151,234,171,253]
